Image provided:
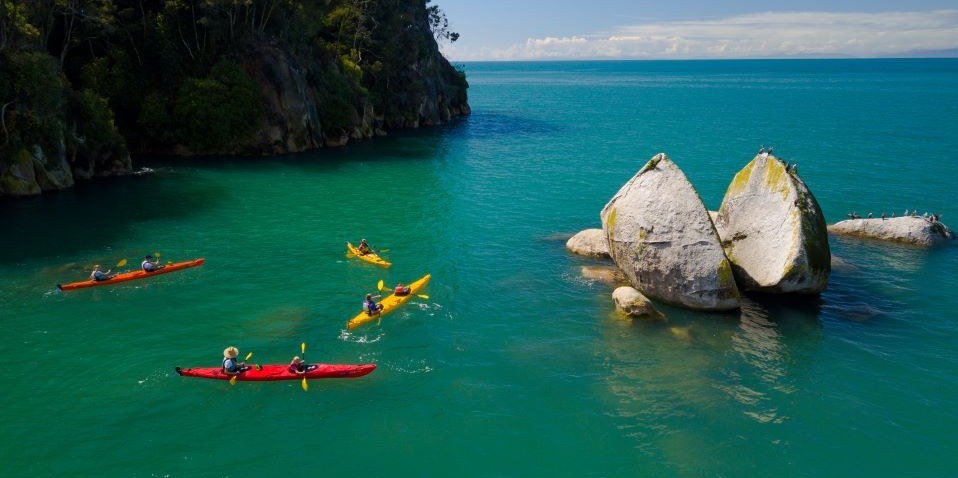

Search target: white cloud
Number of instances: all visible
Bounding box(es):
[445,10,958,60]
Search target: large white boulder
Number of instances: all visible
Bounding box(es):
[612,286,660,318]
[828,216,954,247]
[714,153,830,293]
[566,228,610,257]
[600,153,740,311]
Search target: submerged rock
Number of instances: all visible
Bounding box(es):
[580,265,626,285]
[715,153,830,294]
[600,153,740,311]
[612,286,660,318]
[566,229,610,257]
[828,216,954,247]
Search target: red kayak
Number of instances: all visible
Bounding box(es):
[58,258,205,291]
[175,363,376,381]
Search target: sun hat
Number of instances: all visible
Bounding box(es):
[224,346,239,359]
[291,356,303,363]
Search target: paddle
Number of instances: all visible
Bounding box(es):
[229,352,258,386]
[300,342,308,392]
[110,258,127,276]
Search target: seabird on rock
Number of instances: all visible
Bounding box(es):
[867,213,873,219]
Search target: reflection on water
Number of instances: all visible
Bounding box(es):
[596,294,823,470]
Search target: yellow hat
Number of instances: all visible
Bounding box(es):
[224,346,239,359]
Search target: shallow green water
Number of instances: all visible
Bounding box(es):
[2,59,957,476]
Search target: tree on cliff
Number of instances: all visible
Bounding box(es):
[0,0,468,196]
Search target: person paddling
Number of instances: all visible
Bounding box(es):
[222,346,250,375]
[393,283,411,296]
[142,255,165,272]
[356,239,373,255]
[288,356,317,375]
[89,265,115,282]
[364,293,383,316]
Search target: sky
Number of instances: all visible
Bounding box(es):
[434,0,958,61]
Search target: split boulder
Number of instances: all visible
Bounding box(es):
[714,153,830,293]
[600,153,740,311]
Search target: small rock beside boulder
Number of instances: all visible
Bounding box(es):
[612,286,660,318]
[580,266,626,285]
[828,216,954,247]
[566,229,609,257]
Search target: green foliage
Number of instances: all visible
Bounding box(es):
[3,0,468,159]
[0,50,64,156]
[172,60,262,151]
[137,92,178,145]
[69,88,127,163]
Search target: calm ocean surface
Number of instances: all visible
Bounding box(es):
[2,59,957,476]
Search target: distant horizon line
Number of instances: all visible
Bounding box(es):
[448,55,958,63]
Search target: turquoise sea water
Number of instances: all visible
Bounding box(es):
[2,59,958,476]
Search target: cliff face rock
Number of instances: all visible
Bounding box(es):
[612,286,660,318]
[600,153,740,311]
[566,229,610,257]
[244,43,322,155]
[828,216,954,246]
[715,153,830,294]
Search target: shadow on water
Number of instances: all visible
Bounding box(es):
[463,111,564,140]
[0,171,225,265]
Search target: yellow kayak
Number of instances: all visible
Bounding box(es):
[346,242,391,268]
[347,273,431,329]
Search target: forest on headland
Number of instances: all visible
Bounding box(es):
[0,0,469,196]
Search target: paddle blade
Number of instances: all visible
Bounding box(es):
[244,352,253,361]
[379,249,390,253]
[301,377,308,392]
[116,258,128,268]
[153,252,160,259]
[377,280,384,291]
[229,375,237,386]
[301,342,306,354]
[417,294,430,300]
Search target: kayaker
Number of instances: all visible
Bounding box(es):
[364,293,382,316]
[141,255,165,272]
[288,356,317,374]
[357,239,373,255]
[222,346,250,375]
[393,283,411,296]
[89,265,115,282]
